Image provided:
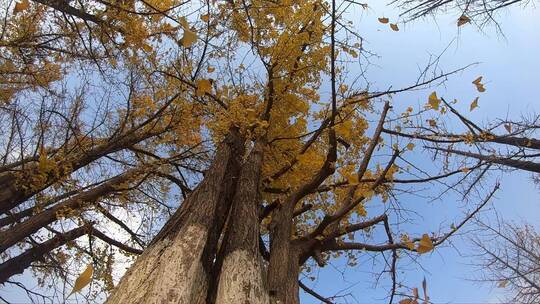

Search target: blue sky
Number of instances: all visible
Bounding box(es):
[299,2,540,304]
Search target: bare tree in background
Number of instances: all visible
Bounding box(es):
[471,219,540,304]
[393,0,537,27]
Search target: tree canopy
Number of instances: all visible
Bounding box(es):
[0,0,537,303]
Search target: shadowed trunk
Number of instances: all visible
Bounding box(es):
[106,129,244,304]
[267,195,296,303]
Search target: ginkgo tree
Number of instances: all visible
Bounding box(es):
[0,0,506,303]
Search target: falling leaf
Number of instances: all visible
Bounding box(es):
[422,277,429,304]
[13,0,29,14]
[390,23,399,31]
[470,97,479,111]
[504,124,512,133]
[181,29,198,48]
[472,76,486,92]
[427,119,437,127]
[200,14,209,22]
[476,83,486,92]
[378,17,389,24]
[428,91,440,110]
[457,15,471,26]
[195,79,212,96]
[69,264,93,296]
[406,143,415,151]
[416,234,434,254]
[498,280,508,288]
[207,66,215,73]
[412,288,419,299]
[472,76,483,85]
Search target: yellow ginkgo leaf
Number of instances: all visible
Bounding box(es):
[475,83,486,92]
[457,15,471,26]
[504,123,512,133]
[401,234,415,250]
[181,29,198,48]
[200,14,209,22]
[416,234,434,254]
[472,76,483,85]
[38,146,54,173]
[428,91,440,110]
[406,143,415,151]
[195,79,212,97]
[472,76,486,92]
[470,97,479,111]
[378,17,389,24]
[69,264,93,296]
[390,23,399,31]
[207,66,215,73]
[13,0,29,13]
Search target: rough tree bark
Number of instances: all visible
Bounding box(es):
[106,129,244,304]
[213,141,269,304]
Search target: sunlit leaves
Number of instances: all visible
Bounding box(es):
[195,79,212,97]
[427,92,440,110]
[406,143,415,151]
[181,29,198,48]
[378,17,389,24]
[401,234,415,250]
[69,264,93,296]
[38,146,55,174]
[416,234,434,254]
[13,0,29,14]
[457,15,471,26]
[390,23,399,31]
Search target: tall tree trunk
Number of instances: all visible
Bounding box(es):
[214,142,269,304]
[285,248,301,304]
[106,130,244,304]
[267,196,295,303]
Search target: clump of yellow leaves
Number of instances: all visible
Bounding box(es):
[427,92,440,110]
[13,0,29,14]
[401,234,415,250]
[416,234,434,254]
[196,79,212,97]
[180,17,197,48]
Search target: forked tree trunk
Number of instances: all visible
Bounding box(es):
[214,142,269,304]
[106,130,244,304]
